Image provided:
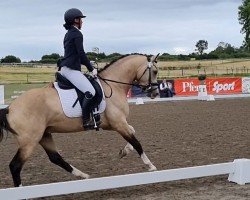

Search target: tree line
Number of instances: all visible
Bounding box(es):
[1,42,250,64]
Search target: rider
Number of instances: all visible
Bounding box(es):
[59,8,100,129]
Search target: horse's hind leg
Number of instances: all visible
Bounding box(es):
[117,123,157,171]
[119,142,134,158]
[9,143,37,187]
[39,132,89,179]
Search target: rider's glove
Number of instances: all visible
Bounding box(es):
[91,68,98,77]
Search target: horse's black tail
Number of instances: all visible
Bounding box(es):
[0,108,9,143]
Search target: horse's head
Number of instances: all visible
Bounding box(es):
[136,54,160,99]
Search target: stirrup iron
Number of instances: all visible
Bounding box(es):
[92,113,100,131]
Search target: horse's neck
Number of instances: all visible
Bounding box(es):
[103,64,137,83]
[100,57,143,93]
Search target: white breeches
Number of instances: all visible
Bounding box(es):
[60,66,96,96]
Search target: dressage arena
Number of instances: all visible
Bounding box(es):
[0,97,250,199]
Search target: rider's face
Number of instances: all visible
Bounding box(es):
[79,18,83,29]
[75,18,83,29]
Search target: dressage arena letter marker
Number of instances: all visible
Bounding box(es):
[198,85,208,101]
[207,95,215,101]
[136,98,144,105]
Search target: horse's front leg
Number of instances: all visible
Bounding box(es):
[117,123,157,171]
[119,125,134,158]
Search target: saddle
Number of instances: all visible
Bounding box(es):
[55,72,103,129]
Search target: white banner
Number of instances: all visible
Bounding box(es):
[0,85,4,104]
[242,77,250,94]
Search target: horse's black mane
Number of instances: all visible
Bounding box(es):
[98,53,149,72]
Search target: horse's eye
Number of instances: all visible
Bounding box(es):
[153,70,158,75]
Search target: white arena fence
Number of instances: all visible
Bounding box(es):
[0,159,249,199]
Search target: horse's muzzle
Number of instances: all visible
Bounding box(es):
[148,87,159,99]
[150,91,159,99]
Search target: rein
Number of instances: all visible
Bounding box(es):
[97,75,150,98]
[97,61,159,98]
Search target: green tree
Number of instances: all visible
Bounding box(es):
[41,53,61,60]
[1,55,21,63]
[195,40,208,55]
[105,52,122,61]
[238,0,250,51]
[86,52,107,61]
[215,42,235,54]
[40,53,61,64]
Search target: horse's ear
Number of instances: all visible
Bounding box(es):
[150,53,160,63]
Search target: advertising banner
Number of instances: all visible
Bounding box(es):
[174,78,200,96]
[0,85,4,104]
[174,77,242,96]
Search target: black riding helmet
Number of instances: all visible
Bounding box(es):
[64,8,86,25]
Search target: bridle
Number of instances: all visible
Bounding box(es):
[136,56,159,93]
[97,54,159,98]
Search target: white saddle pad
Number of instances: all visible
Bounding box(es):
[54,82,106,118]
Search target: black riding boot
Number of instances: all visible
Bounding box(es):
[82,91,94,129]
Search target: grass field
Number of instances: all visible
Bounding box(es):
[0,66,56,84]
[158,58,250,78]
[3,83,47,104]
[159,58,250,69]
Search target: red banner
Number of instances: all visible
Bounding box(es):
[175,77,242,96]
[207,78,242,95]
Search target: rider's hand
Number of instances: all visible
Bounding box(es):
[91,68,98,77]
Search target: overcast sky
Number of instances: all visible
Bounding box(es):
[0,0,244,61]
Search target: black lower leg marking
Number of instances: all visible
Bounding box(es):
[123,134,143,156]
[9,150,23,187]
[45,150,73,173]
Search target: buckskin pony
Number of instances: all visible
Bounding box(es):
[0,54,159,187]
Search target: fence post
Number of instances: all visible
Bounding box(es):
[228,159,250,185]
[0,85,4,104]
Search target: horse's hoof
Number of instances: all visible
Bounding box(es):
[71,165,90,179]
[148,165,157,171]
[84,174,90,179]
[119,149,126,159]
[78,172,90,179]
